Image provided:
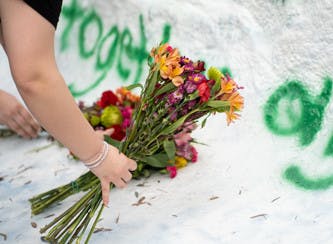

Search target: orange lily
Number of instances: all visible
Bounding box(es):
[219,77,237,95]
[226,108,241,125]
[228,91,244,111]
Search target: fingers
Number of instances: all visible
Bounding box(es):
[93,147,137,206]
[0,90,40,138]
[128,159,137,171]
[95,128,115,140]
[100,179,110,207]
[12,111,38,138]
[104,128,114,136]
[4,104,40,138]
[19,108,40,134]
[114,177,127,188]
[122,170,132,183]
[7,119,29,138]
[100,175,128,206]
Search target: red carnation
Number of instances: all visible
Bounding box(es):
[98,90,119,108]
[110,125,126,141]
[198,82,210,103]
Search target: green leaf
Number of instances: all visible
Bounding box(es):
[154,82,176,97]
[159,109,199,135]
[145,70,159,97]
[201,116,208,128]
[192,139,209,146]
[143,169,151,178]
[160,117,186,135]
[206,100,230,109]
[104,135,121,149]
[163,140,176,162]
[137,162,144,172]
[215,107,229,113]
[185,90,199,101]
[125,83,143,91]
[139,153,169,168]
[208,67,223,94]
[212,77,221,94]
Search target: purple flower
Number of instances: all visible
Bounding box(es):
[184,63,194,72]
[167,86,184,105]
[193,61,205,73]
[184,81,197,94]
[180,56,192,65]
[188,73,206,84]
[187,100,197,110]
[180,107,189,116]
[176,144,193,160]
[78,101,85,110]
[170,111,178,122]
[181,100,197,115]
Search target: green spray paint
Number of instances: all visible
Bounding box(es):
[273,0,286,4]
[264,77,332,146]
[284,165,333,190]
[60,0,171,97]
[324,134,333,157]
[264,77,333,190]
[221,66,232,77]
[60,0,83,51]
[78,10,103,59]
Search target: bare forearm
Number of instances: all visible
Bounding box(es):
[17,71,101,161]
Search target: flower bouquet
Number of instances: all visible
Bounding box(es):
[30,43,244,243]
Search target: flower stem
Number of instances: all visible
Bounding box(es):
[84,201,104,244]
[40,185,98,234]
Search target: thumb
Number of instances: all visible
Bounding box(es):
[104,128,115,136]
[100,178,110,207]
[95,128,114,140]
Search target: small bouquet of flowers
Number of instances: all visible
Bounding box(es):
[30,43,244,243]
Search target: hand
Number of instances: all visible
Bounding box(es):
[90,144,137,206]
[95,128,114,140]
[0,90,40,138]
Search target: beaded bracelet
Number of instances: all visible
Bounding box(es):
[84,141,109,169]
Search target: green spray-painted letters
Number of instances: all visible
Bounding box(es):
[60,0,171,97]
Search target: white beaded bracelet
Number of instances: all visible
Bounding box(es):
[84,141,110,169]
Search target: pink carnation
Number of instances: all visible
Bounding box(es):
[190,146,198,162]
[121,106,133,119]
[166,166,177,178]
[176,144,192,160]
[174,132,192,147]
[122,118,131,129]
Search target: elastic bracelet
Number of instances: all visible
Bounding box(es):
[85,142,106,165]
[83,142,105,164]
[84,141,107,167]
[85,142,109,169]
[85,141,107,166]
